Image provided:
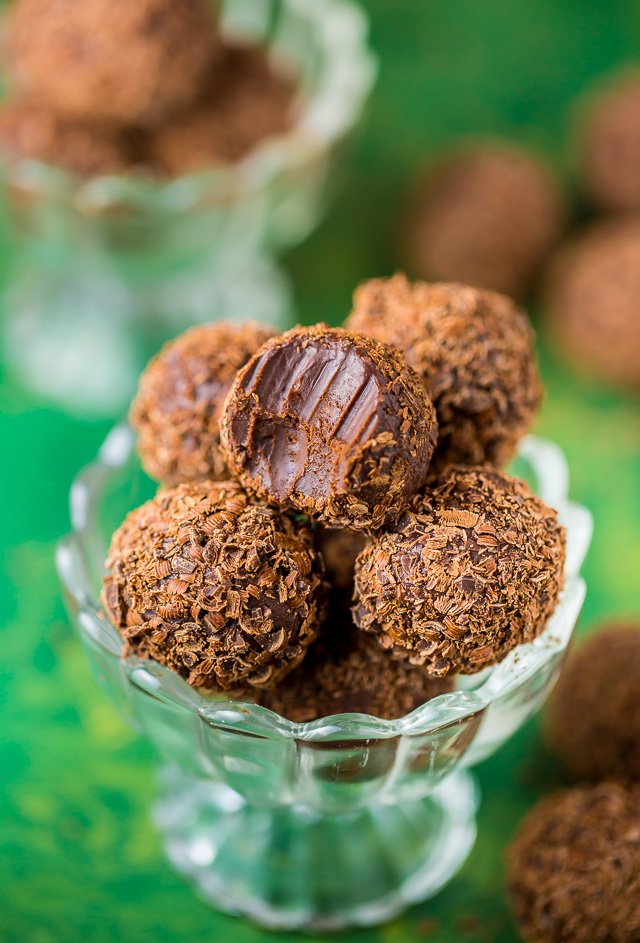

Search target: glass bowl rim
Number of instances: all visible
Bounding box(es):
[56,424,591,743]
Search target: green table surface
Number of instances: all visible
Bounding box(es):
[2,1,640,941]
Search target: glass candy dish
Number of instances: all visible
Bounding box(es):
[56,428,591,931]
[0,0,376,416]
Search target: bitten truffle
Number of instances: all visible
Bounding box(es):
[507,783,640,943]
[546,623,640,782]
[101,480,328,692]
[0,97,134,177]
[353,466,566,676]
[580,72,640,213]
[150,44,293,176]
[220,325,438,531]
[315,526,367,596]
[543,219,640,388]
[403,142,566,299]
[6,0,220,127]
[130,320,277,487]
[346,275,542,470]
[258,613,454,721]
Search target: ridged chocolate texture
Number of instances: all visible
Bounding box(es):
[220,325,438,531]
[546,623,640,781]
[258,611,454,721]
[130,320,277,486]
[353,466,566,677]
[507,783,640,943]
[101,480,328,692]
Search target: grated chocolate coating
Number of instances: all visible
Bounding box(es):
[220,325,438,532]
[403,142,566,299]
[315,526,367,597]
[507,783,640,943]
[0,96,134,177]
[353,466,566,676]
[546,623,640,782]
[543,219,640,388]
[130,320,277,487]
[150,44,293,176]
[6,0,220,127]
[346,274,542,471]
[101,480,328,692]
[258,611,454,721]
[580,72,640,213]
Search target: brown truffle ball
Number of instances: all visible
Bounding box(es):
[507,783,640,943]
[403,142,566,299]
[353,466,566,677]
[150,44,293,176]
[546,623,640,782]
[258,614,454,721]
[315,526,367,597]
[101,479,328,692]
[580,72,640,213]
[6,0,220,127]
[346,275,542,471]
[130,320,277,487]
[543,218,640,388]
[220,325,438,532]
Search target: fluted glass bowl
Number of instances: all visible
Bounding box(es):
[56,428,591,931]
[1,0,376,416]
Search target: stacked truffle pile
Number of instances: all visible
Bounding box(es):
[101,279,566,721]
[0,0,293,178]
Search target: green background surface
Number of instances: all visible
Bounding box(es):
[1,1,640,941]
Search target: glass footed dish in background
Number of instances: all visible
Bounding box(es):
[56,428,592,932]
[0,0,376,417]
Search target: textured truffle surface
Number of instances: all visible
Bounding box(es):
[101,480,328,692]
[150,44,293,176]
[220,325,438,531]
[353,466,566,676]
[546,623,640,781]
[581,73,640,212]
[315,526,367,596]
[0,97,134,177]
[258,614,454,721]
[7,0,219,127]
[507,783,640,943]
[403,142,565,299]
[131,320,277,487]
[544,219,640,388]
[346,275,542,470]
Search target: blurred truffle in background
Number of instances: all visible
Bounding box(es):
[402,140,566,299]
[579,71,640,213]
[315,526,367,598]
[543,218,640,388]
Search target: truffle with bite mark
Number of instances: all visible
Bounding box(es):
[6,0,220,127]
[403,141,566,299]
[543,218,640,388]
[220,325,438,531]
[353,466,566,677]
[130,320,277,487]
[101,479,328,692]
[507,782,640,943]
[346,275,542,471]
[546,623,640,782]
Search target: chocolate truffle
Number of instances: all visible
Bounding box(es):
[150,44,293,176]
[507,783,640,943]
[403,142,566,299]
[258,614,454,721]
[546,623,640,782]
[346,275,542,470]
[353,466,566,677]
[101,479,328,692]
[220,325,438,531]
[130,320,277,487]
[580,72,640,213]
[6,0,220,127]
[543,219,640,388]
[315,526,367,596]
[0,97,133,177]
